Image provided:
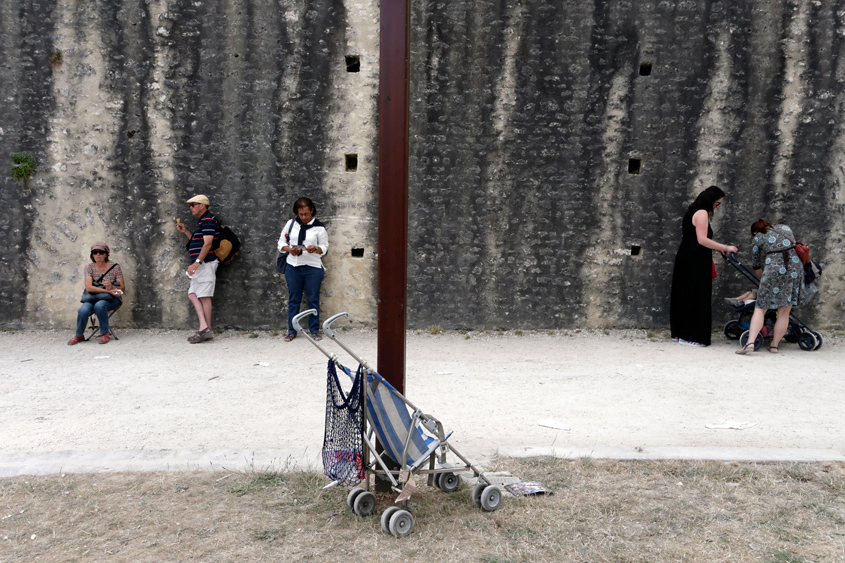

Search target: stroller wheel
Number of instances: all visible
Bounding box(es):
[723,320,743,340]
[739,330,763,351]
[432,472,442,489]
[389,509,414,538]
[480,485,502,512]
[353,491,376,517]
[381,506,400,534]
[439,472,461,493]
[784,322,801,343]
[347,487,364,510]
[811,331,823,350]
[471,482,486,507]
[798,331,818,351]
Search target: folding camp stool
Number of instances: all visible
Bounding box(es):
[85,309,119,341]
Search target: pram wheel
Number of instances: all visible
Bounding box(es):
[432,473,442,489]
[784,323,801,343]
[347,487,365,510]
[381,506,400,534]
[739,331,763,351]
[811,330,823,350]
[439,472,461,493]
[723,320,743,340]
[798,331,818,351]
[353,491,377,517]
[480,485,502,512]
[471,482,486,507]
[388,509,414,538]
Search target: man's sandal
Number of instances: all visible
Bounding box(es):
[284,333,296,342]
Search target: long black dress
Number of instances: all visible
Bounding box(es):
[670,208,714,346]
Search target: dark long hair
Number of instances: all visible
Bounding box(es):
[689,185,725,214]
[292,197,316,216]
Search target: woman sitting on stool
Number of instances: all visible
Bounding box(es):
[67,242,126,345]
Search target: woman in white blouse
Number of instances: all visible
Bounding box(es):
[278,197,329,341]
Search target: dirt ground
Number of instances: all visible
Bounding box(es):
[1,327,843,476]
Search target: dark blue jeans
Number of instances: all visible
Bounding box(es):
[285,265,324,335]
[76,297,121,336]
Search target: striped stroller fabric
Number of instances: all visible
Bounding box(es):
[365,369,438,467]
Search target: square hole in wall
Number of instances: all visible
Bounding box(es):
[628,158,642,174]
[351,248,364,257]
[345,154,358,172]
[346,55,360,72]
[631,245,641,256]
[639,62,652,76]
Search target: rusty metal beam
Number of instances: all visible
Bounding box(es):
[377,0,410,394]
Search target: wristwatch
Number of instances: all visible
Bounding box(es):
[195,259,201,263]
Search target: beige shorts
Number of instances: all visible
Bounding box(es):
[188,260,219,298]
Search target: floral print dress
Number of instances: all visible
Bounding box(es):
[751,224,802,309]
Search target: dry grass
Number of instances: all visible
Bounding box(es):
[1,459,844,562]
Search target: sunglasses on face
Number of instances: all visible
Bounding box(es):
[91,250,107,255]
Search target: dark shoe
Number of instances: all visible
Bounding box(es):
[189,328,212,344]
[67,335,85,345]
[283,333,296,342]
[98,333,110,344]
[311,333,322,341]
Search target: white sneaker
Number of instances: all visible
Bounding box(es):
[678,338,706,347]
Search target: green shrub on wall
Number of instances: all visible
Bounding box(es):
[11,153,36,185]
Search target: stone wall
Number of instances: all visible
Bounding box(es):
[408,0,845,329]
[0,0,379,330]
[2,0,844,331]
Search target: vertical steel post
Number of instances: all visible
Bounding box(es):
[377,0,410,394]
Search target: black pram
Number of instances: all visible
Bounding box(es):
[723,253,822,351]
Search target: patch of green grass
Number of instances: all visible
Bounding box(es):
[427,325,442,335]
[771,551,804,563]
[514,330,523,336]
[11,153,36,184]
[252,528,285,542]
[270,330,280,337]
[249,332,259,339]
[213,327,224,335]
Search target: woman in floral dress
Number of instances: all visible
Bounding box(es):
[736,219,802,354]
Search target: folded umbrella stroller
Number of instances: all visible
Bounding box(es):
[293,309,504,538]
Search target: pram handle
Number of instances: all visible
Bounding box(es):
[323,312,349,339]
[292,308,317,335]
[292,309,336,360]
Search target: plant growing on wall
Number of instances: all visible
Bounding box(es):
[11,153,36,185]
[50,50,63,67]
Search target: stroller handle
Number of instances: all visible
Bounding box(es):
[323,312,349,339]
[292,308,317,335]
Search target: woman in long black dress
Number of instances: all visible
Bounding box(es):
[670,186,738,347]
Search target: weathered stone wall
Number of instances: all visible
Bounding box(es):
[0,0,379,330]
[408,0,845,329]
[2,0,844,331]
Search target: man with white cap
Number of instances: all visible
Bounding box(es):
[176,194,220,343]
